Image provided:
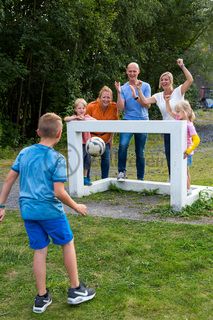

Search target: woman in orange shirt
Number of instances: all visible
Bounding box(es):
[87,86,118,179]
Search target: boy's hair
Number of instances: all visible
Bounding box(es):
[175,100,195,122]
[159,72,174,89]
[98,86,113,99]
[73,98,87,115]
[38,113,62,138]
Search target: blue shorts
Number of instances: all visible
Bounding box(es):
[187,155,193,167]
[24,215,73,250]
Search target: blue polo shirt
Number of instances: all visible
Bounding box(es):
[12,144,67,220]
[121,81,151,120]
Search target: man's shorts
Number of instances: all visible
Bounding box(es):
[24,215,73,250]
[187,155,193,167]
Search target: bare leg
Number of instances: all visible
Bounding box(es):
[63,240,80,288]
[187,167,191,190]
[33,247,48,296]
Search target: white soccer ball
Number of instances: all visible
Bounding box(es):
[85,137,106,157]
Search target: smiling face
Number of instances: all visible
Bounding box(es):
[75,103,86,116]
[100,90,112,108]
[159,72,173,91]
[126,63,140,84]
[160,75,172,90]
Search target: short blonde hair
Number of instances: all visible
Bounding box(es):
[38,113,62,138]
[175,100,195,122]
[74,98,87,108]
[98,86,113,99]
[159,72,174,89]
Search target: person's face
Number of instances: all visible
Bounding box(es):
[75,104,86,116]
[100,91,112,107]
[126,64,140,82]
[160,75,172,89]
[175,108,187,120]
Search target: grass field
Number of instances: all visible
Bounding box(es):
[0,212,212,320]
[0,110,212,319]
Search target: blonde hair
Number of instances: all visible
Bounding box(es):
[175,100,195,122]
[73,98,87,115]
[38,113,62,138]
[159,72,174,89]
[74,98,87,108]
[98,86,113,99]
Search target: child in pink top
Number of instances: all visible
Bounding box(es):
[64,98,96,186]
[165,97,200,193]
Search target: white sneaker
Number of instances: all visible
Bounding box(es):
[117,172,126,180]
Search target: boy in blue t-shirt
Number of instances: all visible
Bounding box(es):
[0,113,95,313]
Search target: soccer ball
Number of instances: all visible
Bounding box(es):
[85,137,106,157]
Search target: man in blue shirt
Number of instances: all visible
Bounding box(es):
[115,62,151,180]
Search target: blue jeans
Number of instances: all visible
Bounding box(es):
[101,143,111,179]
[164,134,170,176]
[87,143,111,179]
[118,132,147,180]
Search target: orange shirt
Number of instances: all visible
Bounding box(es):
[86,100,118,143]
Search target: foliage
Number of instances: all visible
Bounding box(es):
[0,0,212,146]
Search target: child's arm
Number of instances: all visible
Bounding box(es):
[184,134,200,157]
[165,95,176,119]
[64,115,78,121]
[54,182,87,216]
[0,170,19,222]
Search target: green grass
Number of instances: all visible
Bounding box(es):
[0,211,212,320]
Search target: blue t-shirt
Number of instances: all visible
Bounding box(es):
[12,144,67,220]
[121,81,151,120]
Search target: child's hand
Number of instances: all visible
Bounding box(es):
[0,209,5,222]
[164,94,171,102]
[177,58,184,68]
[76,115,85,120]
[64,115,77,121]
[136,80,142,89]
[75,204,87,216]
[184,151,188,159]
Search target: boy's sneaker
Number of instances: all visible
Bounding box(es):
[84,177,92,186]
[33,289,52,313]
[117,171,126,180]
[67,283,96,305]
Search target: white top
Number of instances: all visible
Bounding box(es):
[153,85,184,120]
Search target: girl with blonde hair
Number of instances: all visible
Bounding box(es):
[165,97,200,193]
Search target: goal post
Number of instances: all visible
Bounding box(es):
[66,120,189,211]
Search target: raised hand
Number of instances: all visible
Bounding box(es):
[114,81,121,94]
[164,94,171,102]
[177,58,184,68]
[129,84,137,98]
[136,80,142,89]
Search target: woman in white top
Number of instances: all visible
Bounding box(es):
[134,59,193,176]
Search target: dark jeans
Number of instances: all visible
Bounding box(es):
[100,143,111,179]
[164,134,170,176]
[118,132,148,180]
[83,144,91,171]
[87,143,111,179]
